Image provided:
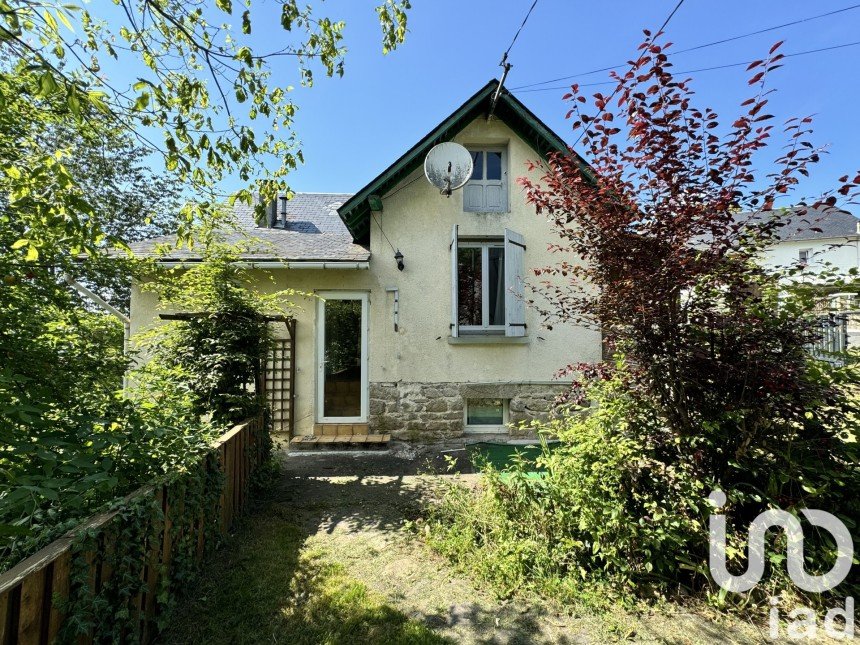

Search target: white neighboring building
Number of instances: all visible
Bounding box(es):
[757,206,860,279]
[755,206,860,351]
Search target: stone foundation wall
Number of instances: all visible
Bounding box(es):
[369,382,568,441]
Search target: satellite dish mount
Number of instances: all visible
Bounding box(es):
[424,142,473,199]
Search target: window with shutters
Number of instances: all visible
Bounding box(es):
[457,240,506,333]
[463,148,507,213]
[450,226,527,338]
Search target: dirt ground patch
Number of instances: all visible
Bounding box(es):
[163,445,776,644]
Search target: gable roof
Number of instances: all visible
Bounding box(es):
[337,79,593,244]
[128,193,369,262]
[737,206,860,243]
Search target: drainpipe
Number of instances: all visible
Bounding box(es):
[63,275,131,390]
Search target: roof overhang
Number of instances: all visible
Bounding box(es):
[155,260,370,270]
[337,79,595,245]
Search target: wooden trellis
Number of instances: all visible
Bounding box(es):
[265,318,296,436]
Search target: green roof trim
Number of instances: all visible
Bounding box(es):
[337,79,594,244]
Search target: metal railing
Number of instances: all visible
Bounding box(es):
[808,313,849,361]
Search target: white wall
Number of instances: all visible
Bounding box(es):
[129,115,602,436]
[760,238,859,279]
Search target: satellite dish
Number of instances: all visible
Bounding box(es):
[424,142,473,197]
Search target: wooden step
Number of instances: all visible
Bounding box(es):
[289,436,318,449]
[289,433,389,451]
[314,423,369,436]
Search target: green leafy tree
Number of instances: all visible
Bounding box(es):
[0,1,410,567]
[0,0,411,259]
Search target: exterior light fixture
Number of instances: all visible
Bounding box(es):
[394,249,404,271]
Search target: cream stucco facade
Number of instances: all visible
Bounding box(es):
[130,109,602,439]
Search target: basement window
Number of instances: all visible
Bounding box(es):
[465,398,509,432]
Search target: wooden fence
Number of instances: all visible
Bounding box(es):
[0,414,268,644]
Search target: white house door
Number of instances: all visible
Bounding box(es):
[316,292,369,423]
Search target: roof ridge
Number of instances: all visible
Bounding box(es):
[292,191,354,196]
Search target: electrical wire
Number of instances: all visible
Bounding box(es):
[382,173,424,202]
[511,3,860,91]
[517,40,860,93]
[503,0,540,61]
[372,211,397,254]
[570,0,685,148]
[656,0,685,35]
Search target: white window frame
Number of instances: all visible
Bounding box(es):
[463,398,510,434]
[315,291,369,423]
[463,147,508,213]
[457,240,506,334]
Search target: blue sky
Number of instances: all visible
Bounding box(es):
[110,1,860,205]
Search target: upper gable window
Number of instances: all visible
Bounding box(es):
[464,148,507,213]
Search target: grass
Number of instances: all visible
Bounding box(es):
[162,456,772,644]
[162,509,449,645]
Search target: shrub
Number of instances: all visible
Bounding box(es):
[0,243,285,571]
[425,29,860,613]
[425,357,860,609]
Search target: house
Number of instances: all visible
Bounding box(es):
[753,206,860,351]
[755,206,860,281]
[129,80,603,442]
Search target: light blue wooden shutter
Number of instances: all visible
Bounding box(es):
[464,151,483,212]
[463,150,506,212]
[484,182,504,211]
[464,184,484,211]
[504,228,526,337]
[450,224,459,337]
[484,151,505,211]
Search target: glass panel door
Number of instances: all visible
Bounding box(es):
[317,293,368,422]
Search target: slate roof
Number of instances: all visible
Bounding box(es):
[128,192,370,262]
[737,206,860,242]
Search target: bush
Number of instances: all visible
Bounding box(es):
[0,244,284,572]
[425,357,860,609]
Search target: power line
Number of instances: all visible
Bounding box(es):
[492,1,540,119]
[656,0,685,34]
[517,40,860,93]
[511,3,860,91]
[570,0,685,148]
[503,0,540,62]
[372,212,397,254]
[381,173,424,202]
